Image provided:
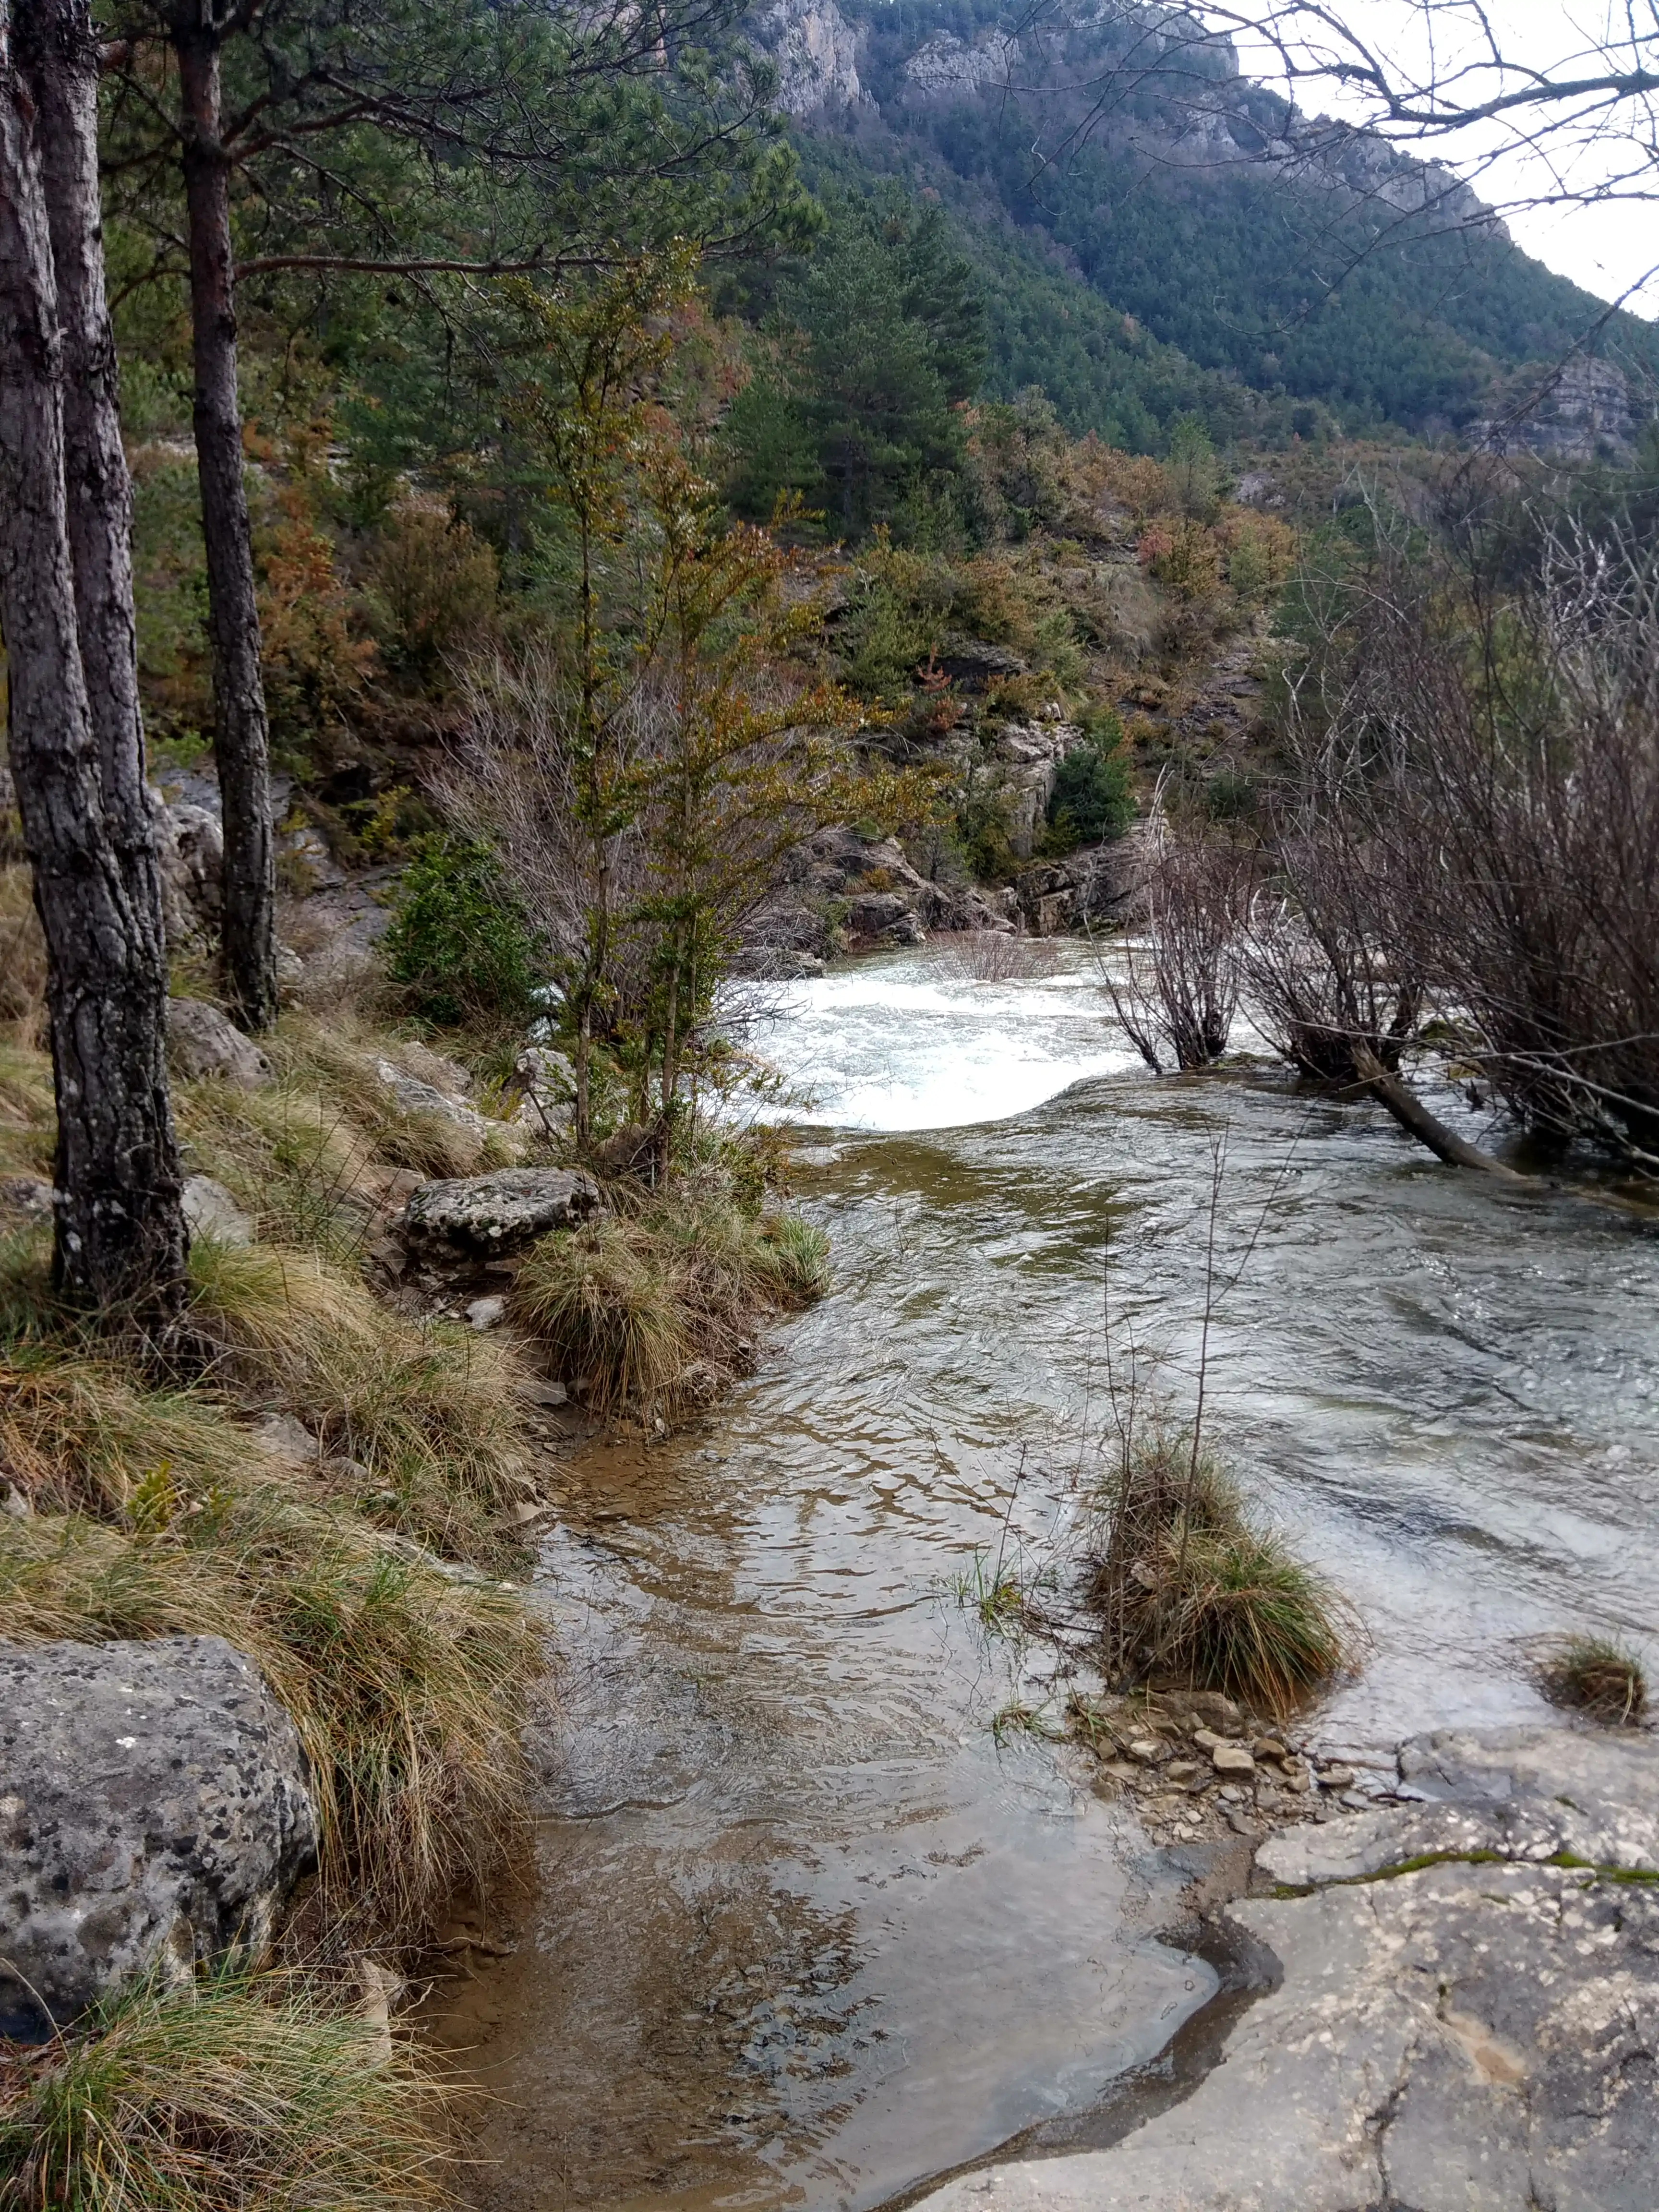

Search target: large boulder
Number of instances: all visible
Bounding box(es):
[166,997,273,1089]
[398,1166,602,1262]
[0,1636,316,2035]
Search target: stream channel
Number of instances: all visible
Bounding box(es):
[433,941,1659,2212]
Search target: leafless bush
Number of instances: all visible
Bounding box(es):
[1094,805,1251,1071]
[1288,528,1659,1161]
[1240,741,1420,1084]
[936,930,1058,983]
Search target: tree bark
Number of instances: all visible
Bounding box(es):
[0,1,188,1329]
[175,17,277,1033]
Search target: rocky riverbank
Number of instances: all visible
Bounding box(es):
[916,1722,1659,2212]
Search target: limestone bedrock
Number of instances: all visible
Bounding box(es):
[915,1725,1659,2212]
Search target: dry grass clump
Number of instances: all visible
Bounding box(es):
[0,863,47,1055]
[0,1967,450,2211]
[0,1342,277,1520]
[1087,1431,1349,1719]
[186,1236,527,1553]
[0,1496,538,1940]
[511,1200,830,1415]
[1538,1634,1648,1726]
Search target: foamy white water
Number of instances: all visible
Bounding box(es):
[749,944,1140,1130]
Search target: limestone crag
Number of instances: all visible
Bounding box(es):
[915,1723,1659,2212]
[751,0,867,114]
[0,1636,316,2035]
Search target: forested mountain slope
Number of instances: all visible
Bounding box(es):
[754,0,1659,450]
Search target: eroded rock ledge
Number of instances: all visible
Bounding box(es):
[917,1725,1659,2212]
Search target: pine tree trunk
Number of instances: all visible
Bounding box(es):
[175,21,277,1033]
[0,6,188,1329]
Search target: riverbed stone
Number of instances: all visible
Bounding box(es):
[911,1723,1659,2212]
[0,1635,316,2035]
[1210,1743,1255,1777]
[399,1166,602,1260]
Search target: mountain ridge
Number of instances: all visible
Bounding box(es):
[751,0,1659,456]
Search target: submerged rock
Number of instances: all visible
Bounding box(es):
[914,1723,1659,2212]
[0,1636,316,2035]
[399,1165,602,1260]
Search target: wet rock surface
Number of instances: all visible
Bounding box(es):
[915,1723,1659,2212]
[0,1636,316,2034]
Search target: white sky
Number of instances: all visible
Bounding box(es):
[1222,2,1659,317]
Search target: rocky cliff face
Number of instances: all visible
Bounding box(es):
[1473,354,1642,463]
[752,0,867,115]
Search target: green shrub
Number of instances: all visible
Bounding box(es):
[381,836,542,1027]
[1047,715,1134,847]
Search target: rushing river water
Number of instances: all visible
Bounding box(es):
[435,942,1659,2212]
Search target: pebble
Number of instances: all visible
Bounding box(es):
[1316,1764,1357,1791]
[466,1294,506,1331]
[1128,1738,1164,1764]
[1212,1743,1256,1777]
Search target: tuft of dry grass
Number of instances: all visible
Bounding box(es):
[186,1236,528,1555]
[511,1198,830,1416]
[1538,1634,1647,1726]
[0,1341,282,1520]
[1087,1430,1350,1719]
[0,863,47,1056]
[0,1966,452,2211]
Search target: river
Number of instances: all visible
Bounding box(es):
[433,941,1659,2212]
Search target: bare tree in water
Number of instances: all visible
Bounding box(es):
[0,0,186,1329]
[1093,795,1252,1072]
[1286,526,1659,1167]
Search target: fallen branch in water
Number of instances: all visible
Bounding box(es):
[1351,1045,1527,1181]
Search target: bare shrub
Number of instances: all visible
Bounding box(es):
[936,930,1057,983]
[1094,804,1251,1071]
[1287,526,1659,1160]
[1239,747,1420,1084]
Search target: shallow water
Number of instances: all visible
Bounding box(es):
[436,943,1659,2212]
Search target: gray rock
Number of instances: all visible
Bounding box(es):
[399,1166,602,1260]
[913,1724,1659,2212]
[466,1294,507,1331]
[0,1175,53,1230]
[166,998,273,1090]
[252,1412,318,1463]
[182,1174,253,1247]
[374,1058,493,1143]
[0,1636,316,2033]
[148,788,224,946]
